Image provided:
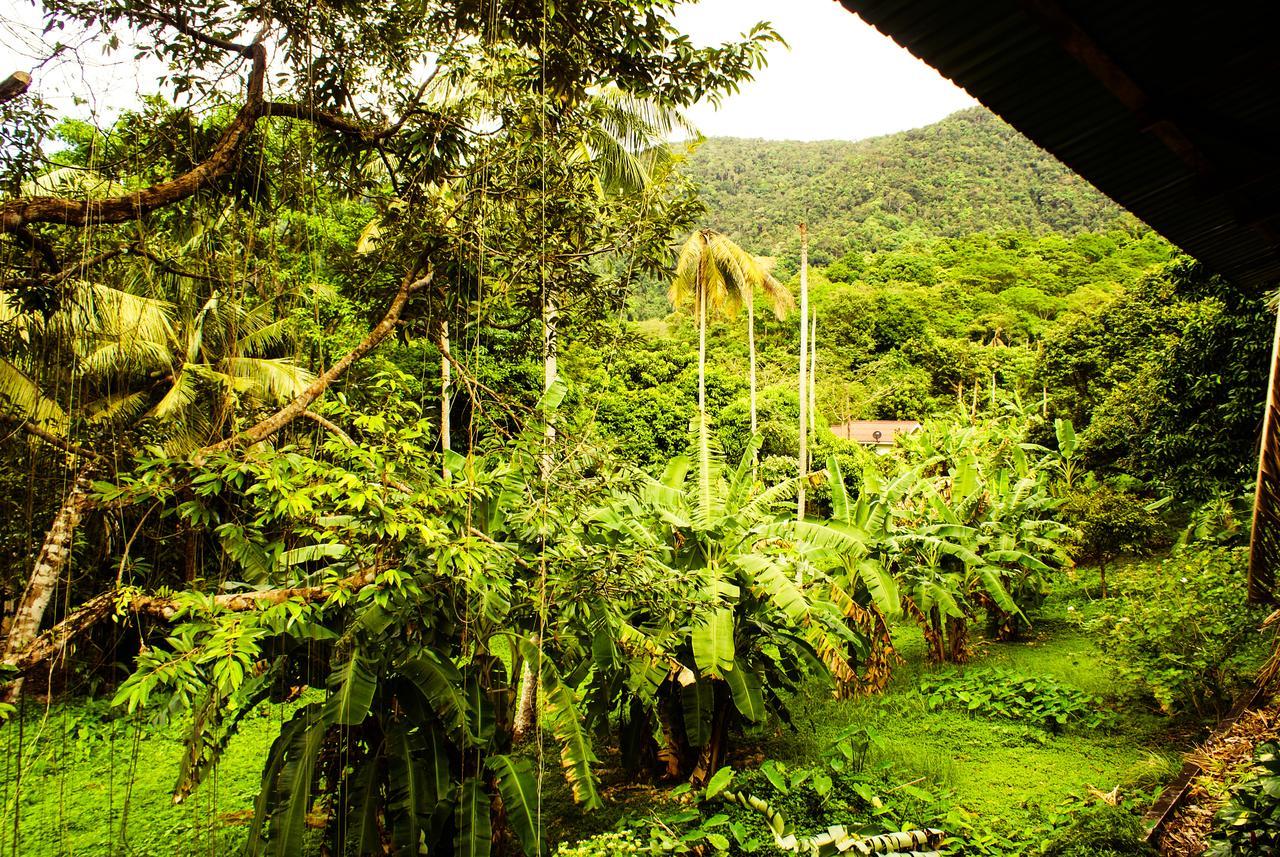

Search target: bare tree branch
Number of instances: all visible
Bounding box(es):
[0,412,100,460]
[197,269,432,457]
[7,565,383,675]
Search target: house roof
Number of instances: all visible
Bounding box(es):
[837,0,1280,291]
[831,420,922,444]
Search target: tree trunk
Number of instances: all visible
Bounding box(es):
[1099,559,1109,599]
[514,294,559,743]
[809,309,818,436]
[944,615,969,664]
[2,462,95,699]
[797,223,809,521]
[440,320,451,458]
[512,633,539,744]
[690,681,732,786]
[697,258,707,417]
[748,295,757,439]
[656,679,693,780]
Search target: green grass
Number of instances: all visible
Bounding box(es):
[745,569,1183,844]
[0,698,276,856]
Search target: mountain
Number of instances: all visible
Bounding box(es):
[683,107,1132,267]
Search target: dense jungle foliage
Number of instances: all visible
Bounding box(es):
[0,1,1275,856]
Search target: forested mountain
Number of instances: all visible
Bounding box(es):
[685,107,1132,267]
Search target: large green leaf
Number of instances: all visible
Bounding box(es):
[741,555,809,623]
[488,755,543,856]
[323,649,377,726]
[456,777,493,857]
[342,746,382,857]
[399,651,472,743]
[541,676,603,809]
[464,669,496,748]
[826,455,851,521]
[856,558,901,618]
[1054,417,1078,458]
[682,679,714,747]
[250,704,325,857]
[691,607,735,678]
[975,566,1020,616]
[723,660,764,722]
[386,720,429,852]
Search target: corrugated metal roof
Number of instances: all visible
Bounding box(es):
[837,0,1280,290]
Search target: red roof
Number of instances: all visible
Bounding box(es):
[829,420,922,444]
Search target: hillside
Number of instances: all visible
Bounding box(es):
[685,107,1131,266]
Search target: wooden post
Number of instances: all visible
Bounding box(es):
[1248,304,1280,602]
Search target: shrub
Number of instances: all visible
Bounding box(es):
[919,668,1108,733]
[1060,485,1165,597]
[1206,741,1280,855]
[1042,803,1156,856]
[1091,547,1268,717]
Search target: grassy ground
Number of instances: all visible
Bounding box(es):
[0,697,274,856]
[0,561,1197,856]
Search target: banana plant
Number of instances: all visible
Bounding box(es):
[583,430,864,784]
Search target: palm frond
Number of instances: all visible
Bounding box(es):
[225,357,315,403]
[0,359,68,430]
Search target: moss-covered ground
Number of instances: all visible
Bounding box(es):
[0,562,1197,855]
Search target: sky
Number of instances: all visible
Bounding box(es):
[0,0,978,144]
[674,0,978,141]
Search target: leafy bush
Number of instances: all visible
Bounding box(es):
[1091,547,1268,717]
[1042,803,1155,856]
[1060,485,1165,596]
[554,756,948,856]
[919,668,1108,732]
[1207,741,1280,855]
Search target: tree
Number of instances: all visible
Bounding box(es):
[670,229,789,423]
[1061,485,1163,597]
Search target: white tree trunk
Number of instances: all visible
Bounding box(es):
[697,267,707,417]
[796,223,810,522]
[809,309,818,436]
[3,463,95,699]
[748,294,758,477]
[748,297,757,436]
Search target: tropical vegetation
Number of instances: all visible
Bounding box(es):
[0,1,1275,855]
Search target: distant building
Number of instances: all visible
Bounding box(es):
[829,419,922,454]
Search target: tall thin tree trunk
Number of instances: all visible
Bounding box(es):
[808,309,818,437]
[440,320,451,458]
[796,223,809,521]
[3,462,95,699]
[690,681,732,786]
[697,258,707,417]
[514,294,559,744]
[748,295,757,438]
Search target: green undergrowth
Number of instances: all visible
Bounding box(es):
[548,561,1190,855]
[0,560,1204,856]
[0,696,283,857]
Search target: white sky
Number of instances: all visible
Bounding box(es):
[0,0,978,144]
[675,0,977,141]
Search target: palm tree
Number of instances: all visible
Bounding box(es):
[0,270,313,692]
[670,230,790,424]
